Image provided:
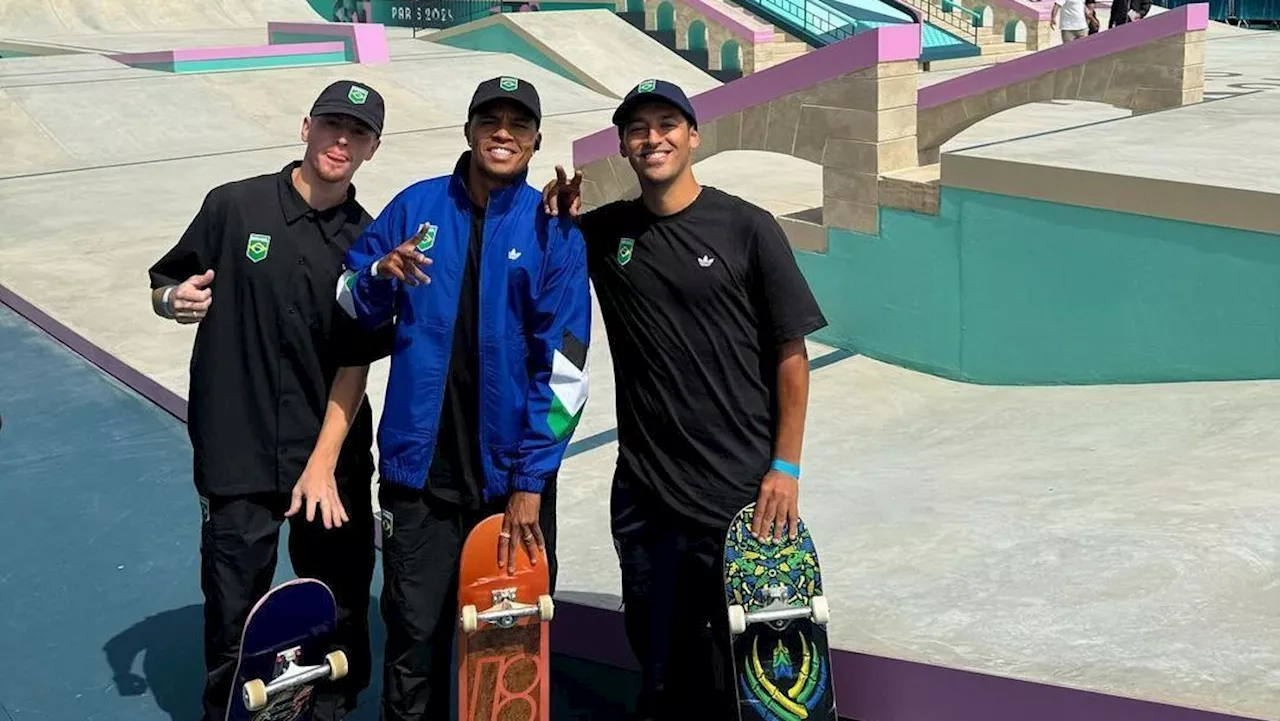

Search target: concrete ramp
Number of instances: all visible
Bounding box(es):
[0,0,319,39]
[429,9,720,99]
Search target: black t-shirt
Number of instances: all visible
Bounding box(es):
[581,186,828,530]
[423,200,486,508]
[148,162,394,497]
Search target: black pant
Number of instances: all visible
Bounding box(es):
[611,475,735,721]
[377,479,558,720]
[199,482,375,721]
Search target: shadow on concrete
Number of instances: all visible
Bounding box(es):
[102,605,204,721]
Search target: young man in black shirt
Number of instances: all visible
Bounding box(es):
[542,79,828,719]
[147,80,393,721]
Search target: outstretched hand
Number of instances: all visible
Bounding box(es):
[541,165,583,219]
[376,234,434,287]
[284,462,348,529]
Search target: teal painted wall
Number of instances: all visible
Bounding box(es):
[797,188,1280,385]
[433,25,584,85]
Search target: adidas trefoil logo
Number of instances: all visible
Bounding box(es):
[697,255,715,267]
[508,248,522,261]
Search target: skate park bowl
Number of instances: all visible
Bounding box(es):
[3,0,1280,719]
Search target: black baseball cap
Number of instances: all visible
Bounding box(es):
[310,80,385,135]
[468,76,542,127]
[611,78,698,129]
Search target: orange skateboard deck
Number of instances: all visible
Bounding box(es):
[457,514,554,721]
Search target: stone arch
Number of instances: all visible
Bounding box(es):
[970,4,994,27]
[1003,18,1026,42]
[656,2,675,31]
[719,39,741,71]
[687,20,708,50]
[916,32,1203,164]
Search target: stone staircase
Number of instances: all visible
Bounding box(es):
[896,0,1032,67]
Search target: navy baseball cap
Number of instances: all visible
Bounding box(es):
[469,76,542,127]
[611,78,698,129]
[311,80,385,135]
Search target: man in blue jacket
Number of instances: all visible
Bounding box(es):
[326,76,592,719]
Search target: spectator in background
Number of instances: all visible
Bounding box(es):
[1085,0,1101,33]
[1109,0,1151,26]
[1052,0,1090,42]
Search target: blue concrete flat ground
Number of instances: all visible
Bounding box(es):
[0,302,637,721]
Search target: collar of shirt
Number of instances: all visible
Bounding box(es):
[276,161,361,241]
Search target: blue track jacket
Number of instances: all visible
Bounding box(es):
[337,152,591,501]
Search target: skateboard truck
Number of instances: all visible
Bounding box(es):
[460,587,555,633]
[727,584,830,635]
[241,647,349,712]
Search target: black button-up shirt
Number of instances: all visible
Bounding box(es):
[149,162,393,497]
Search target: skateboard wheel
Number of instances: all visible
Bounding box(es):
[243,679,268,711]
[811,596,830,626]
[326,650,349,681]
[461,604,479,633]
[538,594,554,622]
[727,604,747,635]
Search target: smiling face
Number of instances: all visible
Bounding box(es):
[619,100,699,188]
[301,113,380,184]
[465,99,540,183]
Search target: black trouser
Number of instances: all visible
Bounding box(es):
[377,478,558,720]
[199,481,375,721]
[611,475,736,721]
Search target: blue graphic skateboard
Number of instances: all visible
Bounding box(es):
[226,578,349,721]
[724,503,836,721]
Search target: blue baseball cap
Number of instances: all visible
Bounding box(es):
[611,78,698,130]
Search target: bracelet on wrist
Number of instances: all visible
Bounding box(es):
[771,458,800,480]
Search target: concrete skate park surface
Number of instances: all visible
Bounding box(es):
[2,1,1280,719]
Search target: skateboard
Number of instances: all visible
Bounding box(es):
[724,503,836,721]
[225,578,349,721]
[457,513,555,721]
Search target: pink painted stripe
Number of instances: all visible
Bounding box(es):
[266,20,390,65]
[680,0,775,42]
[572,24,922,167]
[918,2,1208,111]
[110,41,346,65]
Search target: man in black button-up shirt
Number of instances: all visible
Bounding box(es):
[147,80,393,721]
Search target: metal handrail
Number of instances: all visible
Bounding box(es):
[918,0,981,43]
[734,0,981,48]
[737,0,866,43]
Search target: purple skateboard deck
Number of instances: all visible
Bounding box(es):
[225,578,348,721]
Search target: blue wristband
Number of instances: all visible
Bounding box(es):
[771,458,800,480]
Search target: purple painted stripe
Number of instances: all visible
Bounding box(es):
[918,2,1209,110]
[680,0,775,42]
[572,24,922,167]
[552,598,1266,721]
[0,285,186,423]
[109,41,347,66]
